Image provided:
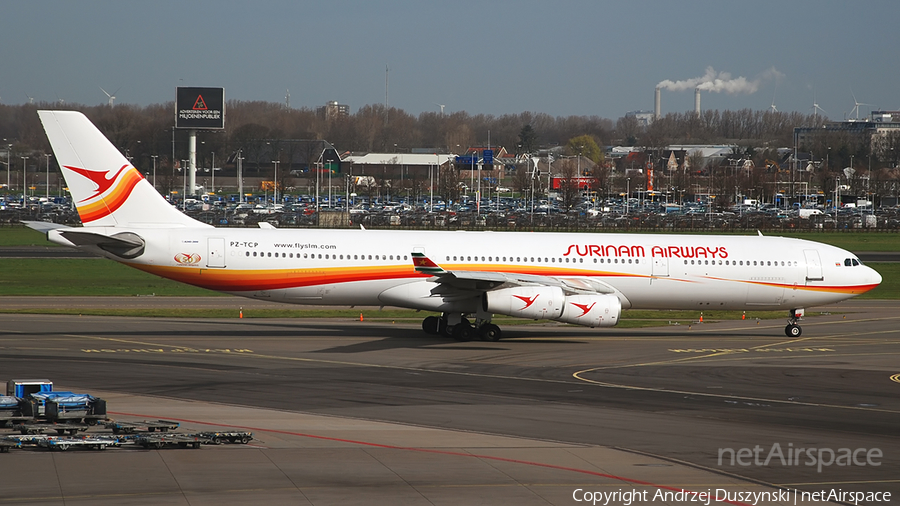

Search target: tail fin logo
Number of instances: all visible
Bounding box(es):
[64,164,144,223]
[65,164,130,202]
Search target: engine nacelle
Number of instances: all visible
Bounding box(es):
[483,286,565,320]
[554,294,621,328]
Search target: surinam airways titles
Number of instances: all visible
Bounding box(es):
[564,244,729,259]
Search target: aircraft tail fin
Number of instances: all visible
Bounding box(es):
[38,110,209,228]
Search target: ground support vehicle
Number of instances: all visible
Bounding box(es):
[197,431,253,444]
[0,438,20,453]
[103,419,180,434]
[134,433,211,449]
[4,434,54,447]
[37,436,120,451]
[12,422,89,436]
[0,396,31,427]
[29,392,107,424]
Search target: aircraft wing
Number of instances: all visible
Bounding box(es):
[412,252,617,296]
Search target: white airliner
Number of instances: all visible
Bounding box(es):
[28,110,881,340]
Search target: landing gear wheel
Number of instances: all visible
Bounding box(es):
[785,324,801,337]
[479,324,502,342]
[422,316,440,335]
[451,323,473,341]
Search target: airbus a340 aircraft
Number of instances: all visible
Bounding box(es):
[29,111,881,340]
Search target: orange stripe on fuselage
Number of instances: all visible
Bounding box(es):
[701,275,879,296]
[126,262,655,292]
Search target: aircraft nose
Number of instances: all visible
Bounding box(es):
[867,265,883,287]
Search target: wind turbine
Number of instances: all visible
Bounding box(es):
[811,90,826,121]
[434,103,446,116]
[848,88,873,121]
[100,86,120,107]
[24,93,34,105]
[56,94,65,105]
[769,82,778,113]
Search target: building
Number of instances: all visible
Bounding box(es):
[316,101,349,121]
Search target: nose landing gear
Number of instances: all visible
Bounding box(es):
[785,309,804,337]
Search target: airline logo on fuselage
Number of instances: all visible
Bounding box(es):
[174,253,201,265]
[564,244,728,259]
[64,164,144,223]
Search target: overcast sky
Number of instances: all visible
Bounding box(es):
[3,0,898,121]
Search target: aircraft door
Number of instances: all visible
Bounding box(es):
[207,237,226,268]
[651,256,669,282]
[803,249,823,282]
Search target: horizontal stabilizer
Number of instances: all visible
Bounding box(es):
[22,221,70,234]
[59,230,145,259]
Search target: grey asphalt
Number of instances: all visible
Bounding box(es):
[0,299,897,505]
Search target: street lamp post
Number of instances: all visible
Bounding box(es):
[20,156,28,196]
[44,154,51,200]
[5,143,12,193]
[150,155,158,191]
[272,160,279,206]
[626,177,630,215]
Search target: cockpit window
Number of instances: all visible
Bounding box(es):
[852,258,860,266]
[844,258,861,267]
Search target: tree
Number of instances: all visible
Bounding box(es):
[518,124,538,153]
[556,159,581,212]
[566,135,602,165]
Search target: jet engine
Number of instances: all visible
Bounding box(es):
[483,286,565,320]
[554,294,621,327]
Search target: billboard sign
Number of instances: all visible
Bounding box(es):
[176,87,225,129]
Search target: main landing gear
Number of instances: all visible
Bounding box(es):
[785,309,804,337]
[422,313,502,342]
